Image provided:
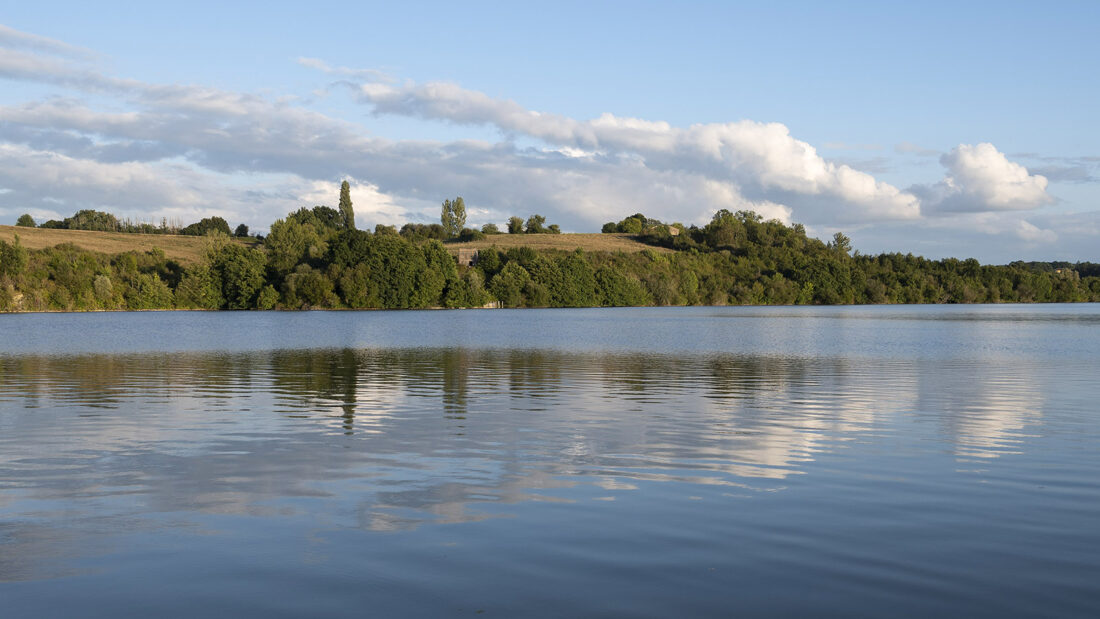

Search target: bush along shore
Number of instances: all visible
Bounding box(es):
[2,205,1098,312]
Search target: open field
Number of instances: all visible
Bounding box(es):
[0,226,668,265]
[446,233,672,254]
[0,225,258,264]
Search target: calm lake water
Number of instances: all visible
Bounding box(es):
[1,305,1099,617]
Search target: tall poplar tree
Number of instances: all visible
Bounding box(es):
[452,197,466,235]
[339,180,355,230]
[440,196,467,238]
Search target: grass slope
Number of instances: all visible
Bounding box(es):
[446,232,672,254]
[0,226,663,266]
[0,225,257,264]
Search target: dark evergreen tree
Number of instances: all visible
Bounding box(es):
[339,180,355,230]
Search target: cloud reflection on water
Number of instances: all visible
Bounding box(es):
[0,347,1048,582]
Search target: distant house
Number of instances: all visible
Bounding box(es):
[449,248,479,267]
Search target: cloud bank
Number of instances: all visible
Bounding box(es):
[352,79,922,222]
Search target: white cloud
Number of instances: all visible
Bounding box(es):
[0,63,829,230]
[295,178,408,227]
[296,57,393,84]
[1015,219,1057,243]
[351,79,921,223]
[0,143,201,208]
[0,23,95,58]
[0,142,419,231]
[916,143,1053,213]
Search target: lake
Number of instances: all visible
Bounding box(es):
[1,305,1099,617]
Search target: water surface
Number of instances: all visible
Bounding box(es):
[1,305,1098,617]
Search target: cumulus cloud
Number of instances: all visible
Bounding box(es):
[912,143,1053,213]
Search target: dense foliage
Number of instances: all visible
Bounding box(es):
[2,208,1098,312]
[180,216,231,237]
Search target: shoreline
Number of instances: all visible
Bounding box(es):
[2,299,1097,316]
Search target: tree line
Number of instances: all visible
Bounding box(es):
[3,194,1098,311]
[16,210,254,238]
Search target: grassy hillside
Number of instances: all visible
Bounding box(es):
[0,225,258,265]
[446,232,673,254]
[0,226,660,264]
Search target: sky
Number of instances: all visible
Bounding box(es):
[1,1,1098,263]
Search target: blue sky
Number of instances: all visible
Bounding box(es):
[1,1,1098,262]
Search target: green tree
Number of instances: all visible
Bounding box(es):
[0,237,28,277]
[555,251,598,306]
[489,262,530,307]
[16,214,35,227]
[441,197,467,238]
[266,218,325,275]
[462,269,491,307]
[234,224,250,237]
[337,262,377,307]
[481,222,501,235]
[524,214,547,234]
[209,244,267,309]
[419,239,459,306]
[595,265,649,306]
[476,247,501,277]
[124,274,174,310]
[339,180,356,230]
[180,216,232,236]
[256,285,279,310]
[93,275,114,303]
[282,264,337,308]
[829,232,852,257]
[288,206,344,232]
[618,216,643,234]
[507,216,524,234]
[174,264,224,309]
[65,209,120,232]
